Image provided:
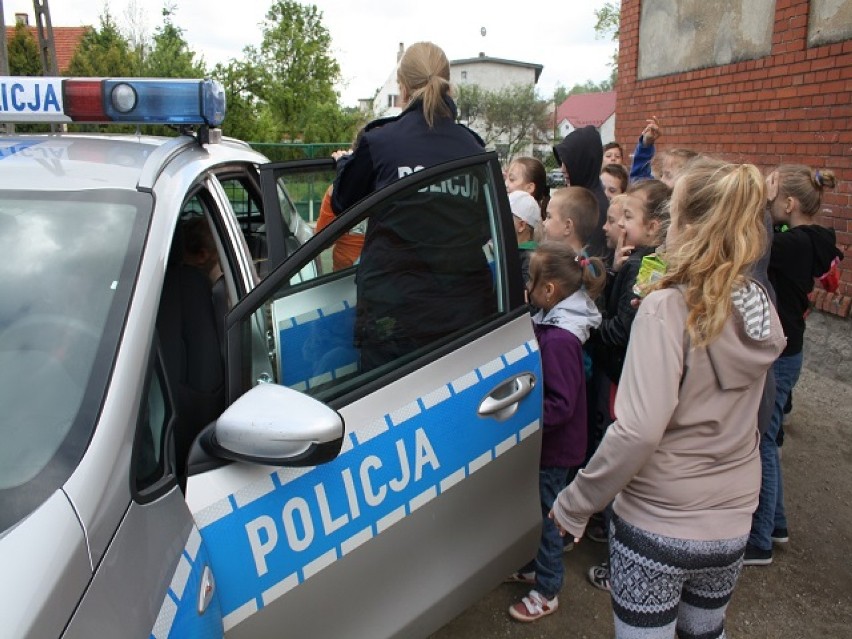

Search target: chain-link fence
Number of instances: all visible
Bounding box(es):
[248,142,347,163]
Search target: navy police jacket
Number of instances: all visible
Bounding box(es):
[330,97,495,370]
[332,97,485,214]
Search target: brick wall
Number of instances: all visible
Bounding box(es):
[615,0,852,316]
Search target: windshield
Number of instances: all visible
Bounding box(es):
[0,189,150,532]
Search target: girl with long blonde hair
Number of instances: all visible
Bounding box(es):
[551,158,787,638]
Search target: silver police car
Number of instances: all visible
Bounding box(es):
[0,76,543,638]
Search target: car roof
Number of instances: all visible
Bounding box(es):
[0,133,262,192]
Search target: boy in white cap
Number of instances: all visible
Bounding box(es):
[510,190,542,284]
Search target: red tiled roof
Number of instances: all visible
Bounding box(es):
[4,25,89,73]
[556,91,616,128]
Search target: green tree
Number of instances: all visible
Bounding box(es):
[245,1,344,141]
[214,59,278,141]
[455,83,549,162]
[66,9,139,77]
[143,6,206,78]
[299,102,364,144]
[8,23,41,76]
[567,78,613,95]
[594,1,620,84]
[594,1,621,41]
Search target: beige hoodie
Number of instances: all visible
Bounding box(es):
[553,283,787,541]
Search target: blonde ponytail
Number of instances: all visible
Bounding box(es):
[397,42,452,128]
[649,159,767,346]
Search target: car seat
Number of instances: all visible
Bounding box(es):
[156,223,226,479]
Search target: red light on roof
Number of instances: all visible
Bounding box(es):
[63,80,106,121]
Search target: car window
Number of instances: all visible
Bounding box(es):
[0,189,151,532]
[219,175,268,275]
[218,172,320,280]
[134,357,173,493]
[239,159,507,403]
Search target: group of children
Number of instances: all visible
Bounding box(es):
[500,122,843,631]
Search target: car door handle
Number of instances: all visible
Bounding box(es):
[478,373,536,421]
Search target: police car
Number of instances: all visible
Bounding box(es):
[0,76,543,638]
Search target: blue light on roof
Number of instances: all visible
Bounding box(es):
[103,79,226,127]
[0,77,227,127]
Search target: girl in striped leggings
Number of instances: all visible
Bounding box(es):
[550,158,788,638]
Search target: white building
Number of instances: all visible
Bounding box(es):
[450,53,542,92]
[368,43,406,119]
[363,46,543,121]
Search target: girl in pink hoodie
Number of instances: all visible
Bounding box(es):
[551,158,787,638]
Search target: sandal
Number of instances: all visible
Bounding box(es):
[508,589,559,622]
[587,562,611,591]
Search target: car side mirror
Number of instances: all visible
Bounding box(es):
[201,384,344,467]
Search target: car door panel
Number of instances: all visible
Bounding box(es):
[186,153,542,638]
[186,316,541,637]
[226,414,540,639]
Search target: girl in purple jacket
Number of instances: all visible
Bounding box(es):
[507,242,605,623]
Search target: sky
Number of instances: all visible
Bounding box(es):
[3,0,618,107]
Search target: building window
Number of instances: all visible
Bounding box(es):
[461,71,467,81]
[388,94,397,108]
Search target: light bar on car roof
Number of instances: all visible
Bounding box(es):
[0,77,226,126]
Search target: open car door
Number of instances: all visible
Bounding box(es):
[186,152,543,639]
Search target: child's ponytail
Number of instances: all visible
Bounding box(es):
[533,242,606,300]
[812,169,836,191]
[777,164,836,217]
[578,254,606,299]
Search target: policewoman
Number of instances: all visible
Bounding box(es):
[332,41,496,371]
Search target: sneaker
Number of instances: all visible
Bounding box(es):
[586,523,608,543]
[562,538,575,553]
[743,543,773,566]
[587,562,611,591]
[508,589,559,622]
[504,571,535,585]
[771,527,789,544]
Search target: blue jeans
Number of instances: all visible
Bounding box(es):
[522,466,571,599]
[749,352,802,551]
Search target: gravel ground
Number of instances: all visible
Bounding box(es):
[429,365,852,639]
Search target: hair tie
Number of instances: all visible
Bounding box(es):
[814,169,823,188]
[575,255,589,268]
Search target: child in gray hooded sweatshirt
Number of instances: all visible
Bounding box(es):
[507,242,604,623]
